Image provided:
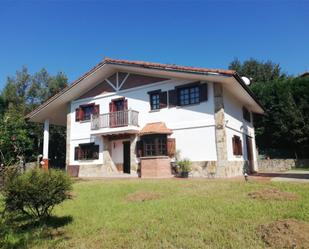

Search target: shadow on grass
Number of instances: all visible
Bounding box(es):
[1,214,73,249]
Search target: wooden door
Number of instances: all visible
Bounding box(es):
[123,141,131,174]
[246,135,254,174]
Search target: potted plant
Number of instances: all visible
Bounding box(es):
[177,159,192,178]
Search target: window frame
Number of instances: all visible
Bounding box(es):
[141,134,167,157]
[75,142,99,161]
[177,84,200,106]
[232,135,243,156]
[149,91,160,111]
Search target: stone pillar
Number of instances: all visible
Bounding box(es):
[42,119,49,170]
[213,83,228,173]
[65,104,71,170]
[102,136,118,173]
[130,135,138,173]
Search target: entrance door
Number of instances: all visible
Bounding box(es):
[246,135,254,174]
[123,141,131,174]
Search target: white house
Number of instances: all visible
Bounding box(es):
[26,58,265,178]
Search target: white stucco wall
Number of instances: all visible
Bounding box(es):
[223,87,258,168]
[69,78,218,164]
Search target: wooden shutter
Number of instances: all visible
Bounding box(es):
[94,104,100,115]
[238,138,243,155]
[75,108,80,121]
[136,140,144,157]
[79,107,84,121]
[159,91,167,109]
[167,138,176,157]
[109,102,113,112]
[74,147,80,160]
[168,89,177,107]
[200,83,208,102]
[232,136,237,155]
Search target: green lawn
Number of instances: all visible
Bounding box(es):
[1,178,309,249]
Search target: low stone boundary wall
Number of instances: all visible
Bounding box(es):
[258,159,309,172]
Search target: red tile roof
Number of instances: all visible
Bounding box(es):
[139,122,172,136]
[104,57,236,76]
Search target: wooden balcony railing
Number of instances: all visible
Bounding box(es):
[91,109,139,130]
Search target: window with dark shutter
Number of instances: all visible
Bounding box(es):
[243,107,251,123]
[76,103,99,122]
[232,135,243,156]
[74,143,99,160]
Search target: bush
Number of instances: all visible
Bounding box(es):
[2,168,72,218]
[177,159,192,173]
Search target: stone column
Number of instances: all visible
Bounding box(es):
[102,136,118,173]
[65,104,71,170]
[130,135,138,173]
[213,83,228,174]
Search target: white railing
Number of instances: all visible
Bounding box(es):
[91,109,139,130]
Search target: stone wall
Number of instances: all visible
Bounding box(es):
[190,160,247,178]
[258,159,309,172]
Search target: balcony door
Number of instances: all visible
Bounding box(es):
[109,98,128,127]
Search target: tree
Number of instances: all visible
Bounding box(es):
[229,58,287,83]
[252,79,308,158]
[0,66,68,167]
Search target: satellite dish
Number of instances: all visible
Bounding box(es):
[241,76,251,86]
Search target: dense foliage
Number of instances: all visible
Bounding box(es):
[2,167,72,218]
[229,58,309,158]
[0,67,68,167]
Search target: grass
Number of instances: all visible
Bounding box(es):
[1,178,309,249]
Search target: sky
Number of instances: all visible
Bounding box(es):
[0,0,308,89]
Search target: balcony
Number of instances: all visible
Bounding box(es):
[91,109,139,131]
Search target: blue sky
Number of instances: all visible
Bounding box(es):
[0,0,308,89]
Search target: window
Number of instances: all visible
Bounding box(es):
[82,105,94,121]
[142,134,167,156]
[178,85,200,106]
[150,92,160,110]
[75,143,99,160]
[232,135,243,156]
[243,107,251,123]
[148,90,167,111]
[76,103,99,122]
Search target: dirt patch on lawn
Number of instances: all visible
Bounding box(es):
[257,219,309,249]
[125,191,161,202]
[248,188,299,201]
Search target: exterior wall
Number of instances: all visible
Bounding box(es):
[68,78,218,169]
[66,72,259,178]
[223,88,258,172]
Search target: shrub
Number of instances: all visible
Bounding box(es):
[2,168,72,218]
[177,159,192,173]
